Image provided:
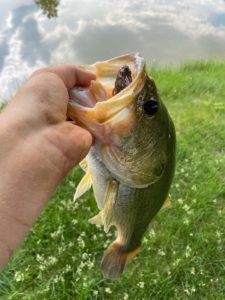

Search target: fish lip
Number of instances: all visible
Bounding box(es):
[67,53,146,128]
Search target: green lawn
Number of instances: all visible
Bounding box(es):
[1,60,225,299]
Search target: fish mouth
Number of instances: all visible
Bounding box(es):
[67,53,146,140]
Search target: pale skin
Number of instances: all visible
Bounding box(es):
[0,65,95,270]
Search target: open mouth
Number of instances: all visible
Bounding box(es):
[70,64,133,109]
[67,53,146,128]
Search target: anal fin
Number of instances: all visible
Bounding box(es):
[88,212,103,225]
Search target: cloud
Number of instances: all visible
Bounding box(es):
[1,0,225,101]
[18,17,50,65]
[0,36,9,72]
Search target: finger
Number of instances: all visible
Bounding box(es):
[32,65,96,89]
[41,122,93,176]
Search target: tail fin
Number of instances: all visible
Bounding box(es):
[101,242,140,279]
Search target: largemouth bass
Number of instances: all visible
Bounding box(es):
[67,53,176,279]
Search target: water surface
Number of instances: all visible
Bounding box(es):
[0,0,225,100]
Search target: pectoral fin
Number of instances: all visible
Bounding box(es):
[162,196,172,209]
[101,180,118,233]
[73,171,92,201]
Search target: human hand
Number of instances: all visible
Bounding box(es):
[0,65,95,269]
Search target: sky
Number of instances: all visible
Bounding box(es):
[0,0,225,100]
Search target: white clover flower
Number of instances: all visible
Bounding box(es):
[53,274,65,283]
[183,204,190,211]
[44,286,50,292]
[158,250,166,256]
[185,245,192,258]
[72,219,78,225]
[149,229,156,237]
[177,198,184,205]
[123,292,129,300]
[143,237,148,244]
[53,275,59,283]
[183,218,190,225]
[167,269,171,275]
[104,241,110,248]
[87,260,94,269]
[73,202,79,209]
[39,265,46,271]
[105,287,112,294]
[92,234,97,240]
[50,232,57,239]
[68,242,74,248]
[58,246,64,254]
[79,261,86,269]
[173,258,181,267]
[77,236,85,248]
[69,181,75,188]
[187,209,193,215]
[14,271,25,282]
[65,265,72,273]
[184,288,190,295]
[51,226,64,239]
[93,290,98,296]
[106,231,113,237]
[190,267,195,275]
[36,254,43,262]
[138,281,145,288]
[48,256,58,265]
[191,185,197,191]
[216,230,221,238]
[82,253,88,259]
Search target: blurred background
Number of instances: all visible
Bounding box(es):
[0,0,225,100]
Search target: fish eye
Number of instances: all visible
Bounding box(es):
[143,97,158,116]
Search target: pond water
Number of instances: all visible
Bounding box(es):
[0,0,225,100]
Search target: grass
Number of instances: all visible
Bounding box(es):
[1,60,225,299]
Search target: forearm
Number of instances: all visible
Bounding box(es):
[0,114,61,269]
[0,112,81,269]
[0,65,94,270]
